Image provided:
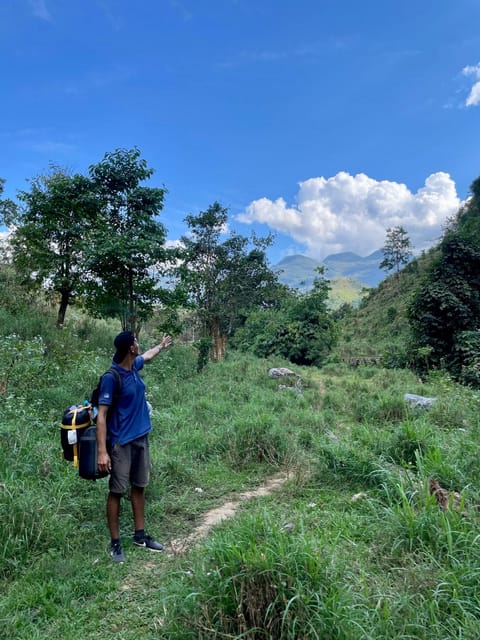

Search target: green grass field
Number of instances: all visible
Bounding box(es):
[2,310,480,639]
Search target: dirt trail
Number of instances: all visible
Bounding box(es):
[168,471,290,556]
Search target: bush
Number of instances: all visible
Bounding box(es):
[233,276,337,367]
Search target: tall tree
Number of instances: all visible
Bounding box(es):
[175,201,282,360]
[5,169,98,326]
[380,226,413,279]
[84,148,170,333]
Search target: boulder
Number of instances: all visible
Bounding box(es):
[404,393,437,409]
[268,367,298,378]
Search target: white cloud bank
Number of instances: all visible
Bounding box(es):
[237,172,461,259]
[463,63,480,107]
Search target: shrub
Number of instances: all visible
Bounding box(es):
[233,276,337,367]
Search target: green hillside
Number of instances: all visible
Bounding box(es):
[337,180,480,377]
[328,275,368,309]
[336,249,438,360]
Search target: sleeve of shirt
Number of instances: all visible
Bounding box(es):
[134,355,145,371]
[99,372,116,406]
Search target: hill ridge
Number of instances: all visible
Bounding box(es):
[274,251,384,291]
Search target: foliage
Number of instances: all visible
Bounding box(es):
[234,269,338,366]
[0,264,45,331]
[451,331,480,387]
[409,180,480,381]
[5,168,99,326]
[164,510,353,639]
[1,154,176,333]
[83,147,172,332]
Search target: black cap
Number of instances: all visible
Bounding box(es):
[113,331,135,363]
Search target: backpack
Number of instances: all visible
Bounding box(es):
[61,367,122,479]
[61,403,93,469]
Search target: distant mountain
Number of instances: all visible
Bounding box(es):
[274,251,385,290]
[322,250,384,286]
[273,255,322,290]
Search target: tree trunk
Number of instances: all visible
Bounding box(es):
[209,318,227,361]
[57,290,70,327]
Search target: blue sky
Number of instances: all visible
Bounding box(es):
[1,0,480,263]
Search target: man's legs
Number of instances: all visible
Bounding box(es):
[131,485,145,532]
[107,492,122,539]
[131,484,163,552]
[130,436,148,535]
[107,492,125,562]
[108,436,162,555]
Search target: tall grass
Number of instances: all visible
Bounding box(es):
[161,510,357,639]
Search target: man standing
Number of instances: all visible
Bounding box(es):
[96,330,172,563]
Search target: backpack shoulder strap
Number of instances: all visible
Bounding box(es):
[105,367,122,401]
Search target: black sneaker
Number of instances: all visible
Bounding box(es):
[110,541,125,563]
[133,533,164,552]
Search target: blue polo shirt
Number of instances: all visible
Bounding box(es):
[98,356,151,446]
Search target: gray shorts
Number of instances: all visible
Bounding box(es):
[109,434,151,494]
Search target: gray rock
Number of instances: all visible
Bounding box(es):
[404,393,437,409]
[268,367,298,378]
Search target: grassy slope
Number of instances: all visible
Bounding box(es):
[328,275,367,309]
[336,249,438,359]
[2,269,480,639]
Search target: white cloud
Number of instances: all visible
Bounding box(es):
[165,239,185,249]
[237,172,461,259]
[463,63,480,107]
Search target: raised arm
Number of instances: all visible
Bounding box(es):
[142,334,172,363]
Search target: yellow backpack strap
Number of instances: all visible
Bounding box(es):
[61,405,92,467]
